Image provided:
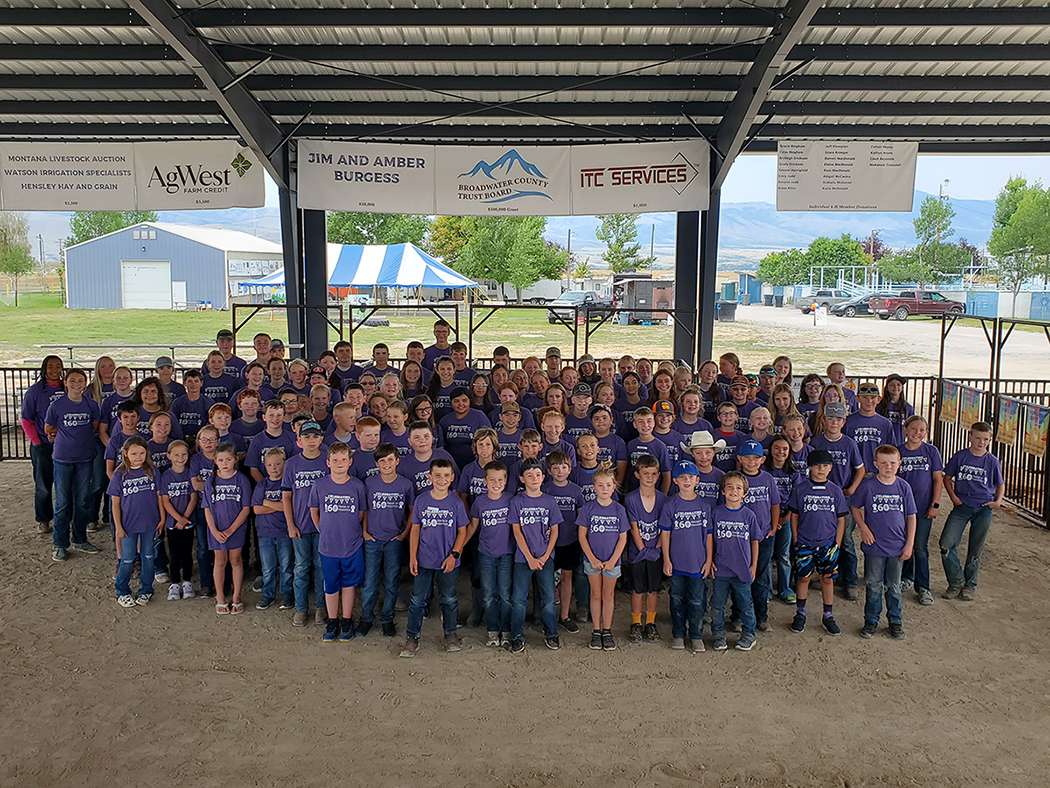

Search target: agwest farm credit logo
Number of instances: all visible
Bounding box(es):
[456,149,552,204]
[146,153,253,195]
[579,151,699,194]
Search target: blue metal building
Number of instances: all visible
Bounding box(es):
[65,222,282,310]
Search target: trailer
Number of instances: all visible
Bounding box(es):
[612,277,674,324]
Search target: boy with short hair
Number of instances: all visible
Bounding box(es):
[361,443,415,637]
[494,402,524,464]
[845,382,894,473]
[381,401,412,456]
[422,319,453,371]
[726,376,758,434]
[542,451,587,632]
[652,400,684,467]
[252,447,293,611]
[400,458,469,657]
[735,439,781,633]
[363,342,399,379]
[628,407,672,493]
[852,444,916,639]
[399,420,458,495]
[826,362,858,411]
[625,454,668,643]
[326,401,359,446]
[331,339,364,389]
[468,460,515,646]
[939,422,1005,601]
[787,449,848,635]
[507,429,544,488]
[537,408,577,465]
[713,402,748,472]
[350,416,383,483]
[246,400,298,483]
[565,383,594,442]
[309,442,368,642]
[590,404,628,488]
[449,341,475,386]
[282,420,331,626]
[710,472,761,651]
[571,433,600,502]
[170,369,214,443]
[679,431,726,505]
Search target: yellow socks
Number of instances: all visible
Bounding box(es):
[632,613,642,625]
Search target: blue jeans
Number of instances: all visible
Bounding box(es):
[478,552,513,634]
[30,441,54,524]
[511,561,557,640]
[259,535,294,603]
[361,538,403,625]
[712,576,755,637]
[292,531,324,612]
[751,534,775,623]
[837,502,858,587]
[902,515,934,591]
[863,552,903,625]
[774,521,793,596]
[53,459,92,548]
[193,509,214,591]
[406,566,459,639]
[116,533,156,597]
[940,503,994,589]
[668,574,707,640]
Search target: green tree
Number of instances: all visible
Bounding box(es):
[804,234,868,286]
[573,256,592,284]
[877,197,969,288]
[424,215,469,267]
[756,247,808,286]
[66,211,158,247]
[595,214,652,274]
[327,212,430,246]
[987,181,1050,315]
[0,212,36,305]
[453,216,566,301]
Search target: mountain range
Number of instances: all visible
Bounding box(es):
[458,149,548,180]
[25,190,995,270]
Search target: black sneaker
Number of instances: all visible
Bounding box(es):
[357,620,373,636]
[860,622,877,639]
[322,619,339,642]
[628,623,643,644]
[601,630,616,651]
[256,598,273,611]
[644,623,660,642]
[279,597,294,610]
[381,621,396,638]
[202,586,216,598]
[559,618,580,634]
[822,615,841,636]
[509,637,526,653]
[889,621,906,640]
[339,619,355,641]
[589,630,603,650]
[252,576,264,593]
[791,612,806,632]
[843,586,859,601]
[545,636,560,650]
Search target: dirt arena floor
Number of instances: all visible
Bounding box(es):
[2,459,1049,787]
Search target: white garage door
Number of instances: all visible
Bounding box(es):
[121,260,172,309]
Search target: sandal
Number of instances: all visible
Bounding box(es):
[230,602,245,615]
[215,602,231,615]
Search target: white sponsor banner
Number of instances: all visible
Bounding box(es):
[0,142,137,211]
[134,140,264,210]
[298,139,435,214]
[434,146,571,216]
[776,140,918,212]
[570,141,709,214]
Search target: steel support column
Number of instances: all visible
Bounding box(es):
[302,209,329,359]
[673,211,700,367]
[698,189,721,366]
[280,186,305,354]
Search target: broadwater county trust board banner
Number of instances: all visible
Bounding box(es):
[776,140,918,212]
[0,141,264,211]
[296,139,709,216]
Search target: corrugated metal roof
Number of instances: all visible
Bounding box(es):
[67,222,282,254]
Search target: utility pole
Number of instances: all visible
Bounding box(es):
[38,234,45,290]
[566,229,573,290]
[650,224,655,276]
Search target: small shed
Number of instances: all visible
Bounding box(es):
[65,222,283,310]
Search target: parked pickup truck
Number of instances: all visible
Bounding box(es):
[546,290,615,323]
[869,290,966,321]
[797,289,853,314]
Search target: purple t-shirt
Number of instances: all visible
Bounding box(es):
[791,443,811,467]
[625,489,668,563]
[712,504,761,581]
[45,395,101,463]
[147,438,173,474]
[457,459,490,504]
[309,475,367,559]
[570,464,597,502]
[491,409,536,433]
[431,383,457,421]
[203,471,252,550]
[883,400,915,446]
[201,373,239,404]
[808,434,864,491]
[439,409,493,469]
[896,442,944,514]
[693,467,725,505]
[107,467,159,535]
[398,449,458,496]
[364,474,415,542]
[564,413,593,443]
[281,452,331,535]
[542,480,585,547]
[350,450,379,484]
[189,450,216,488]
[494,428,523,464]
[160,467,195,529]
[672,416,714,439]
[471,492,514,558]
[508,492,563,564]
[245,426,299,474]
[100,390,133,433]
[252,475,288,539]
[944,449,1004,509]
[658,495,712,577]
[538,437,578,466]
[595,433,628,467]
[740,469,781,540]
[21,379,66,443]
[135,408,183,442]
[787,477,848,546]
[852,475,917,558]
[230,418,264,453]
[768,465,802,514]
[712,430,747,472]
[412,490,469,570]
[380,427,413,457]
[628,437,672,474]
[422,344,451,371]
[170,394,214,438]
[727,400,758,434]
[845,412,894,473]
[653,429,684,467]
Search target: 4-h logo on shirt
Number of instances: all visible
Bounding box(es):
[231,153,253,178]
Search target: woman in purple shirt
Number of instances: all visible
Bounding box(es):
[21,355,65,533]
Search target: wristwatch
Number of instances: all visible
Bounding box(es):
[932,503,940,509]
[451,550,461,560]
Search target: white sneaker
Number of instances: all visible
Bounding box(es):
[167,583,181,601]
[155,572,171,583]
[117,595,136,608]
[181,581,195,599]
[135,593,152,606]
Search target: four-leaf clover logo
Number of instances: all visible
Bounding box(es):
[231,153,253,177]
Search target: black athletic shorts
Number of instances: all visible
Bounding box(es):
[554,541,582,571]
[628,558,663,594]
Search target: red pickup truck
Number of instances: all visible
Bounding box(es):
[870,290,966,321]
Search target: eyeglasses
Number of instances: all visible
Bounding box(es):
[417,406,432,413]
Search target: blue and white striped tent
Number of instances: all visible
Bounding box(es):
[243,243,475,289]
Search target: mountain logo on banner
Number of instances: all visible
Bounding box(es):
[457,149,552,203]
[231,153,253,178]
[578,151,700,195]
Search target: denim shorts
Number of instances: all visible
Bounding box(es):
[584,560,622,579]
[320,548,365,594]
